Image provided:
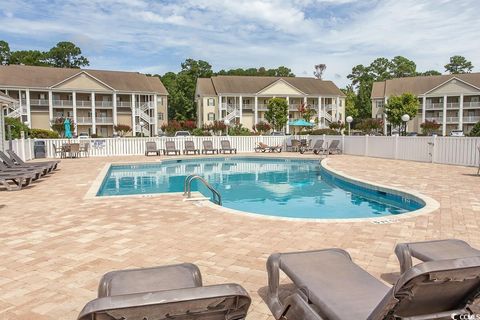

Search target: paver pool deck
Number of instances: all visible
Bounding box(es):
[0,154,479,319]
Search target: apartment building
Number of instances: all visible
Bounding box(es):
[371,73,480,135]
[0,65,168,137]
[195,76,345,132]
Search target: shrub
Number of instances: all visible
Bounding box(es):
[228,123,254,136]
[4,117,29,139]
[357,118,383,134]
[192,128,211,136]
[114,124,131,137]
[30,128,60,139]
[203,120,227,135]
[469,121,480,136]
[161,119,197,136]
[420,120,441,135]
[298,128,339,135]
[329,121,345,132]
[253,121,271,134]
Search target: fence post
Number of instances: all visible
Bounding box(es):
[364,135,369,156]
[394,135,399,159]
[20,138,26,161]
[341,134,345,154]
[431,135,437,163]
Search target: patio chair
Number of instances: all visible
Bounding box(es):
[254,142,282,153]
[145,141,160,156]
[327,139,341,154]
[291,139,301,152]
[77,263,251,320]
[79,143,89,157]
[0,151,51,174]
[202,140,218,154]
[163,141,180,155]
[267,248,480,320]
[0,157,43,180]
[7,150,59,171]
[68,143,81,158]
[220,140,237,154]
[395,239,480,274]
[183,140,200,155]
[52,143,64,158]
[0,172,35,191]
[311,139,325,155]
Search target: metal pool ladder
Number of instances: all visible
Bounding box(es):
[183,175,222,206]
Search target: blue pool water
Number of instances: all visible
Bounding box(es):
[97,157,424,219]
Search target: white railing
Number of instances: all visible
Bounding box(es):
[30,99,49,106]
[426,116,460,123]
[95,117,113,124]
[117,101,132,107]
[464,102,480,108]
[77,117,93,124]
[95,101,113,108]
[76,100,91,108]
[8,135,480,168]
[52,100,73,107]
[463,116,480,123]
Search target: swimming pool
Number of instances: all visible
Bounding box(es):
[97,157,425,219]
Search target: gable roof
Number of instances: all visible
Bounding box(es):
[0,65,168,94]
[196,75,345,97]
[371,73,480,98]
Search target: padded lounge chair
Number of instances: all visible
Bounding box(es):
[0,173,35,191]
[0,160,43,180]
[7,150,59,171]
[163,141,180,155]
[78,263,251,320]
[0,151,51,174]
[327,139,341,154]
[312,139,325,155]
[395,239,480,273]
[255,142,282,153]
[220,140,237,154]
[202,140,218,154]
[145,141,160,156]
[183,140,200,155]
[267,248,480,320]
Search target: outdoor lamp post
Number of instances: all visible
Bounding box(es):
[224,119,230,136]
[139,121,145,137]
[401,114,410,136]
[346,116,353,136]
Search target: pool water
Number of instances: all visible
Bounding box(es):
[97,157,424,219]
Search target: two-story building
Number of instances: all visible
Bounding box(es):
[195,75,345,132]
[371,73,480,135]
[0,65,168,137]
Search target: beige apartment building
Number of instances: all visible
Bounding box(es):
[195,76,345,133]
[372,73,480,135]
[0,65,168,137]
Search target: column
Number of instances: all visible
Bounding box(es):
[113,92,118,127]
[459,94,464,131]
[25,89,31,128]
[254,96,258,125]
[153,94,158,136]
[72,91,77,135]
[442,95,447,136]
[383,96,388,134]
[336,96,340,121]
[218,95,222,121]
[286,96,290,134]
[317,96,322,128]
[131,93,136,136]
[48,90,53,125]
[239,95,243,124]
[91,92,96,135]
[422,96,426,123]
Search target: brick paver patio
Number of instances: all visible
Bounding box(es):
[0,154,479,319]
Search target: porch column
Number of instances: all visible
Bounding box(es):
[286,96,290,134]
[153,94,158,135]
[421,96,426,123]
[318,96,322,128]
[113,92,118,127]
[218,95,222,121]
[239,95,243,124]
[48,90,53,125]
[25,89,31,128]
[72,91,77,135]
[131,93,136,136]
[336,96,340,121]
[91,92,96,134]
[442,95,447,136]
[254,96,258,125]
[383,96,388,134]
[18,90,22,116]
[459,94,464,131]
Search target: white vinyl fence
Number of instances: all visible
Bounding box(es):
[7,135,480,168]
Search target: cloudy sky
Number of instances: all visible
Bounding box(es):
[0,0,478,87]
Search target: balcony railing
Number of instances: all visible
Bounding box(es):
[30,99,49,106]
[425,103,443,110]
[53,100,73,107]
[117,101,132,107]
[77,117,93,124]
[76,100,91,108]
[95,101,113,108]
[464,102,480,108]
[95,116,114,124]
[463,116,480,123]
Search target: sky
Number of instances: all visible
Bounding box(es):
[0,0,479,87]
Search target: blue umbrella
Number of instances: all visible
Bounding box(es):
[64,118,73,139]
[288,119,314,127]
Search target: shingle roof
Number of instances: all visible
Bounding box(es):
[371,73,480,98]
[196,75,345,96]
[0,65,168,94]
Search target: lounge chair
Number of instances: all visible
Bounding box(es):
[327,139,341,154]
[7,150,59,171]
[266,248,480,320]
[77,263,251,320]
[220,140,237,154]
[145,141,160,156]
[183,140,200,155]
[311,139,325,155]
[202,140,218,154]
[255,142,282,153]
[0,159,43,180]
[164,141,180,155]
[0,173,35,191]
[395,239,480,273]
[0,151,51,174]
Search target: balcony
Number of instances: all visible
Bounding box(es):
[464,101,480,109]
[77,117,93,124]
[76,100,91,108]
[53,100,73,107]
[95,101,113,108]
[425,103,443,110]
[463,116,480,123]
[30,99,49,106]
[117,101,132,108]
[426,116,459,123]
[95,116,114,124]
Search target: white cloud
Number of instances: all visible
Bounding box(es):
[0,0,479,87]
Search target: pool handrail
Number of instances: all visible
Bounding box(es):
[184,174,222,205]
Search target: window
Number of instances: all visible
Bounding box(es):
[158,112,164,120]
[243,99,250,105]
[207,112,215,121]
[376,100,384,108]
[207,98,215,106]
[40,93,46,100]
[158,96,163,105]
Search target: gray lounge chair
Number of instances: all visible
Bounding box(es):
[184,140,200,155]
[220,140,237,154]
[164,141,180,155]
[202,140,218,154]
[0,173,35,191]
[0,151,51,174]
[78,263,251,320]
[7,150,59,171]
[327,139,341,154]
[312,139,325,155]
[145,141,160,156]
[395,239,480,273]
[0,159,43,180]
[267,248,480,320]
[255,142,282,153]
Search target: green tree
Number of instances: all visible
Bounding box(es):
[8,50,48,66]
[46,41,89,68]
[469,121,480,136]
[265,98,288,131]
[4,117,30,139]
[368,58,392,81]
[419,70,442,76]
[0,40,10,65]
[390,56,417,78]
[342,85,358,118]
[384,93,419,129]
[444,55,474,74]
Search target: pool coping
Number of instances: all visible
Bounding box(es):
[85,156,440,223]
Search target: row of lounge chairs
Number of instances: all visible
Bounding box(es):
[78,239,480,320]
[0,150,59,191]
[145,140,237,156]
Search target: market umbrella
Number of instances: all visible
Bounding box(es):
[64,118,73,139]
[288,119,314,127]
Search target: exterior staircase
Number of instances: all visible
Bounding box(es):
[132,102,153,136]
[222,104,239,122]
[6,103,22,118]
